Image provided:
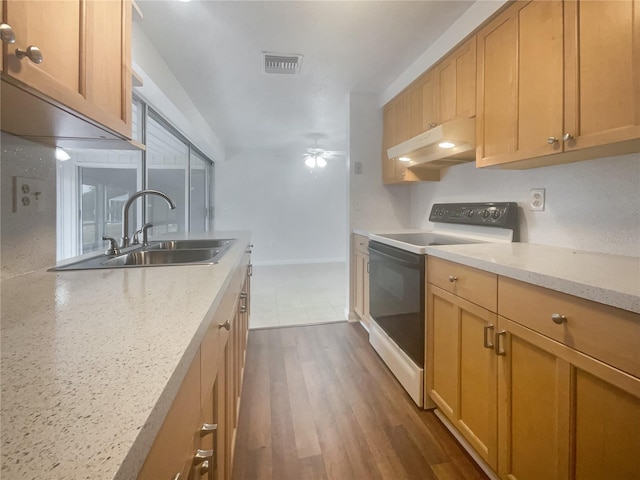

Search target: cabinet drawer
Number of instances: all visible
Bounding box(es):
[354,234,369,254]
[427,257,497,312]
[498,276,640,378]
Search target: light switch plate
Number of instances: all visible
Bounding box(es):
[529,188,545,211]
[13,176,46,213]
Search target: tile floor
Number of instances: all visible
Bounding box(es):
[249,262,348,329]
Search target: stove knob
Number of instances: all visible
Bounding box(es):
[466,210,474,218]
[491,210,501,220]
[481,210,490,220]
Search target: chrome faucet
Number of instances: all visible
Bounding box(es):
[121,189,176,248]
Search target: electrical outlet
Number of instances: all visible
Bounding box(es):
[529,188,545,211]
[13,176,46,213]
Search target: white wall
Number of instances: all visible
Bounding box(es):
[214,150,348,265]
[410,153,640,257]
[349,93,411,232]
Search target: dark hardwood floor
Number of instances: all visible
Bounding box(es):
[232,321,488,480]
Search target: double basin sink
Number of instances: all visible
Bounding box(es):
[52,239,235,271]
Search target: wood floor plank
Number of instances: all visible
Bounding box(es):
[232,322,488,480]
[283,346,322,458]
[267,330,300,480]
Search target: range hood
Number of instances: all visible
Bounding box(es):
[387,117,476,169]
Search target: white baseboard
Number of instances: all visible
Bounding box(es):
[251,257,346,266]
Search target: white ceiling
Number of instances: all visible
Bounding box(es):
[137,0,474,158]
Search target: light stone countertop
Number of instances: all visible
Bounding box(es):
[424,243,640,314]
[0,231,251,480]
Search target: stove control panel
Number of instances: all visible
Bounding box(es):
[429,202,519,233]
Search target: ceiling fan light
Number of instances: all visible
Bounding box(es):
[316,157,327,168]
[304,156,316,168]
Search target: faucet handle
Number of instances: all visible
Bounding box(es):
[133,223,154,247]
[102,236,121,256]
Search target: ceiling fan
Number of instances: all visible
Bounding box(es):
[303,146,344,169]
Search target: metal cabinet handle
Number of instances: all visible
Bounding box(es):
[367,261,370,274]
[483,324,495,348]
[551,313,567,325]
[200,423,218,436]
[0,24,16,44]
[246,243,254,253]
[218,319,230,330]
[199,460,210,475]
[547,136,558,144]
[448,275,457,283]
[248,263,253,276]
[171,473,181,480]
[194,449,213,465]
[494,330,506,356]
[562,133,574,142]
[15,45,43,64]
[428,122,437,129]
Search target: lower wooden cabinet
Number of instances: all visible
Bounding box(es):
[496,315,640,480]
[138,254,251,480]
[426,257,498,470]
[353,234,370,326]
[426,258,640,480]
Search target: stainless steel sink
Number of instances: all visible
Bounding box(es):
[102,248,223,267]
[50,238,236,271]
[149,239,234,250]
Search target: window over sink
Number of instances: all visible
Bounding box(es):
[56,97,215,261]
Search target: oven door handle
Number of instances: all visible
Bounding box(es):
[369,248,420,267]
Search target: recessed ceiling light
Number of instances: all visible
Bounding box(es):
[398,156,411,162]
[438,141,455,149]
[177,0,191,3]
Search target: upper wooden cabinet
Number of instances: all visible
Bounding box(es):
[381,37,476,185]
[1,0,133,141]
[437,36,476,125]
[476,0,640,169]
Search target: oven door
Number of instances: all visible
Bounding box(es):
[368,241,425,367]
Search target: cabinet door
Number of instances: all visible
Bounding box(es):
[476,0,564,167]
[563,0,640,151]
[438,36,476,124]
[496,316,570,480]
[4,0,83,98]
[84,0,132,136]
[354,250,366,319]
[426,285,497,470]
[421,69,439,130]
[394,91,411,145]
[382,103,397,184]
[497,315,640,480]
[3,0,132,138]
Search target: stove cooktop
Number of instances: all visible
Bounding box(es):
[377,232,486,247]
[368,202,519,254]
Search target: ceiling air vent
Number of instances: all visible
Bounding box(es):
[262,52,303,75]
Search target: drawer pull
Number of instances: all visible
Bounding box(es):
[194,449,213,465]
[551,313,567,325]
[448,275,457,283]
[218,319,230,330]
[200,423,218,436]
[483,324,495,348]
[494,330,506,356]
[172,474,181,480]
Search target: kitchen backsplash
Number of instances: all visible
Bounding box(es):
[1,133,57,278]
[411,152,640,257]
